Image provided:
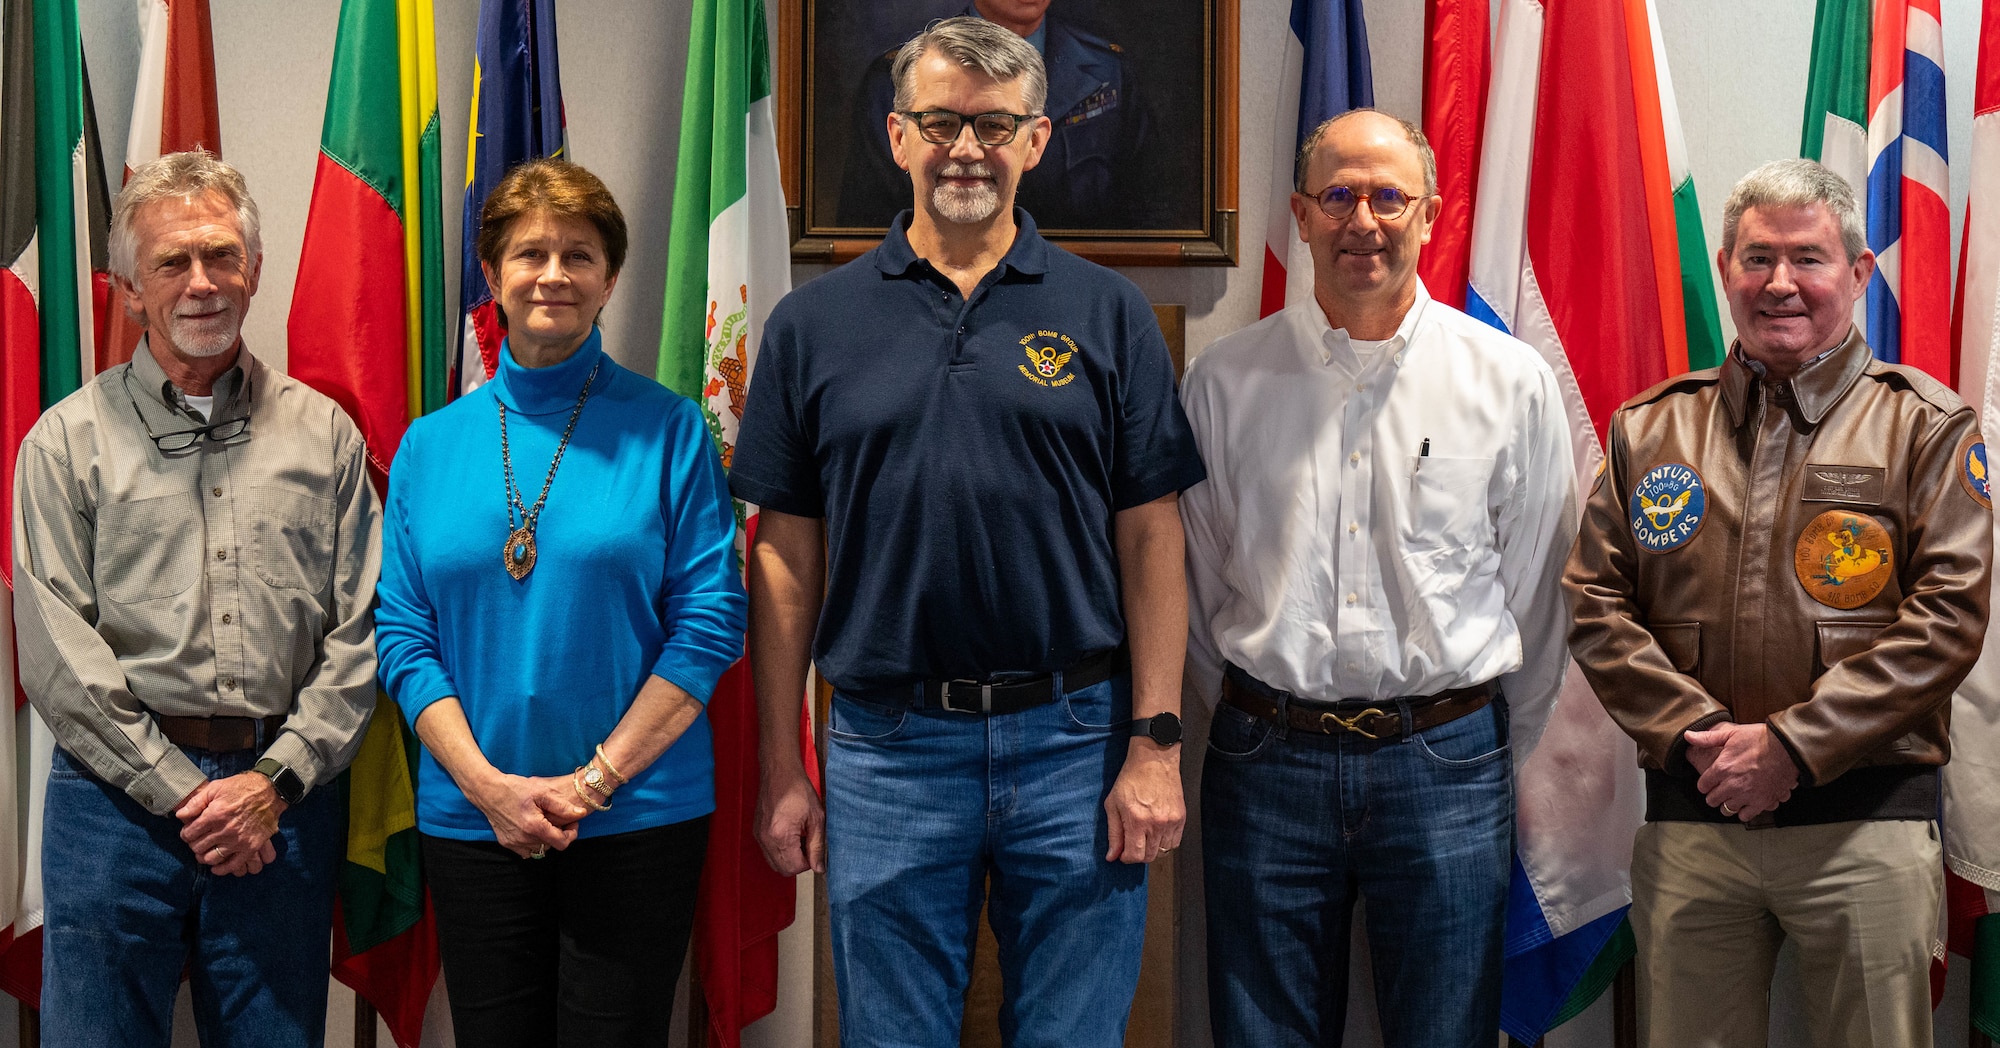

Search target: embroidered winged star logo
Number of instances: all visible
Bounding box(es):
[1026,344,1073,378]
[1638,489,1693,529]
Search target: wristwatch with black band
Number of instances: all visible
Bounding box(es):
[1131,712,1184,747]
[254,757,306,806]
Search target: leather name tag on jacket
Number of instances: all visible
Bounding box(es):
[1802,465,1885,504]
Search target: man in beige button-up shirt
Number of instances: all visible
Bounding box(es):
[10,152,380,1048]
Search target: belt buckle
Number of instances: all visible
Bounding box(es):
[939,679,993,714]
[1319,707,1390,739]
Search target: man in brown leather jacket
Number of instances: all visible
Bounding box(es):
[1566,158,1992,1047]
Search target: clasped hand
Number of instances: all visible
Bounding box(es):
[473,772,594,858]
[1685,721,1799,822]
[177,771,286,876]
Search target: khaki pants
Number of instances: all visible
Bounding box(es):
[1630,819,1941,1048]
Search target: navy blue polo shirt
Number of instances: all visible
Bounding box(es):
[730,210,1205,693]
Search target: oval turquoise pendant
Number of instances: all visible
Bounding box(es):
[503,526,538,580]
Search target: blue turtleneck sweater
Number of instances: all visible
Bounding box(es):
[377,329,747,839]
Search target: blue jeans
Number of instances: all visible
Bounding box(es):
[823,674,1147,1048]
[1202,683,1514,1048]
[41,742,341,1048]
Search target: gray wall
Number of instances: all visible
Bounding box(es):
[1,0,1987,1046]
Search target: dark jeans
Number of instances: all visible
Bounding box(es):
[1203,691,1514,1048]
[41,743,340,1048]
[823,675,1148,1048]
[421,816,709,1048]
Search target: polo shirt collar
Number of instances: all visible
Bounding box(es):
[493,327,611,415]
[874,208,1051,279]
[129,335,250,420]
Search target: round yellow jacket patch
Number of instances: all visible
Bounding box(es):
[1794,510,1894,609]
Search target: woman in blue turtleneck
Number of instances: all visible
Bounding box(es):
[375,159,746,1048]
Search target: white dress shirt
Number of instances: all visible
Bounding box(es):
[1179,282,1576,735]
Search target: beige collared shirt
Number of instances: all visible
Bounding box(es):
[11,340,382,816]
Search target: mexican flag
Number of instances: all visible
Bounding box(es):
[287,0,446,1042]
[658,0,799,1042]
[0,0,110,1005]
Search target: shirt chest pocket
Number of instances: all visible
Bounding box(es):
[95,493,202,603]
[1402,455,1495,554]
[244,487,336,593]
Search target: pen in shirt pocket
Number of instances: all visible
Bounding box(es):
[1417,437,1430,472]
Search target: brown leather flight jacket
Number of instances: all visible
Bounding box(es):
[1566,332,1991,820]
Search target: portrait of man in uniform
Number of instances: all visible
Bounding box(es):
[803,0,1208,235]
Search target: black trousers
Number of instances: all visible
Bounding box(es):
[422,816,709,1048]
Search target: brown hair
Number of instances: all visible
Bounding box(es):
[476,158,629,278]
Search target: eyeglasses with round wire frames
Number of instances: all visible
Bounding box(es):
[120,366,251,452]
[1307,183,1422,222]
[896,109,1038,147]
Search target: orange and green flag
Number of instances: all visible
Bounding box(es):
[285,0,444,1044]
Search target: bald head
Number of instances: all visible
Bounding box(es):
[1295,108,1437,196]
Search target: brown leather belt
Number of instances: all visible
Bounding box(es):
[1220,674,1492,740]
[157,714,285,753]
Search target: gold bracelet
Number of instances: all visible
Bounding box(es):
[572,769,611,811]
[594,744,629,786]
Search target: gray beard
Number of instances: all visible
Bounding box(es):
[932,181,1000,224]
[165,309,241,358]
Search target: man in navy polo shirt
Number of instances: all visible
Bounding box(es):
[732,16,1204,1046]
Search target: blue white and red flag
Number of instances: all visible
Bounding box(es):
[1257,0,1372,318]
[1866,0,1952,379]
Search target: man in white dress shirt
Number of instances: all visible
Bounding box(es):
[1180,108,1576,1047]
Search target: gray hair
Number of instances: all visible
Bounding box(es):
[109,150,263,284]
[890,16,1048,116]
[1721,158,1867,262]
[1295,108,1439,196]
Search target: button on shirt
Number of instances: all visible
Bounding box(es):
[11,341,382,816]
[1179,284,1576,729]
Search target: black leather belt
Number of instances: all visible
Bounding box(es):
[158,714,285,753]
[853,646,1128,715]
[1221,667,1491,741]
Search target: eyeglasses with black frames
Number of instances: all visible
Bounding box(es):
[120,367,251,452]
[1307,184,1423,222]
[896,109,1038,147]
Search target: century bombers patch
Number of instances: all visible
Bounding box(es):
[1795,510,1894,609]
[1629,463,1705,553]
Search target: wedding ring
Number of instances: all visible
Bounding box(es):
[1720,803,1738,817]
[528,845,548,860]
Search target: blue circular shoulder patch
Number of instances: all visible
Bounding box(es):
[1629,463,1707,553]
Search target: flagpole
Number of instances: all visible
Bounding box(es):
[353,999,376,1048]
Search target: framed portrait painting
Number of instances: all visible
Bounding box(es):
[776,0,1240,266]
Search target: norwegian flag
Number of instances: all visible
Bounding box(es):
[1865,0,1953,379]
